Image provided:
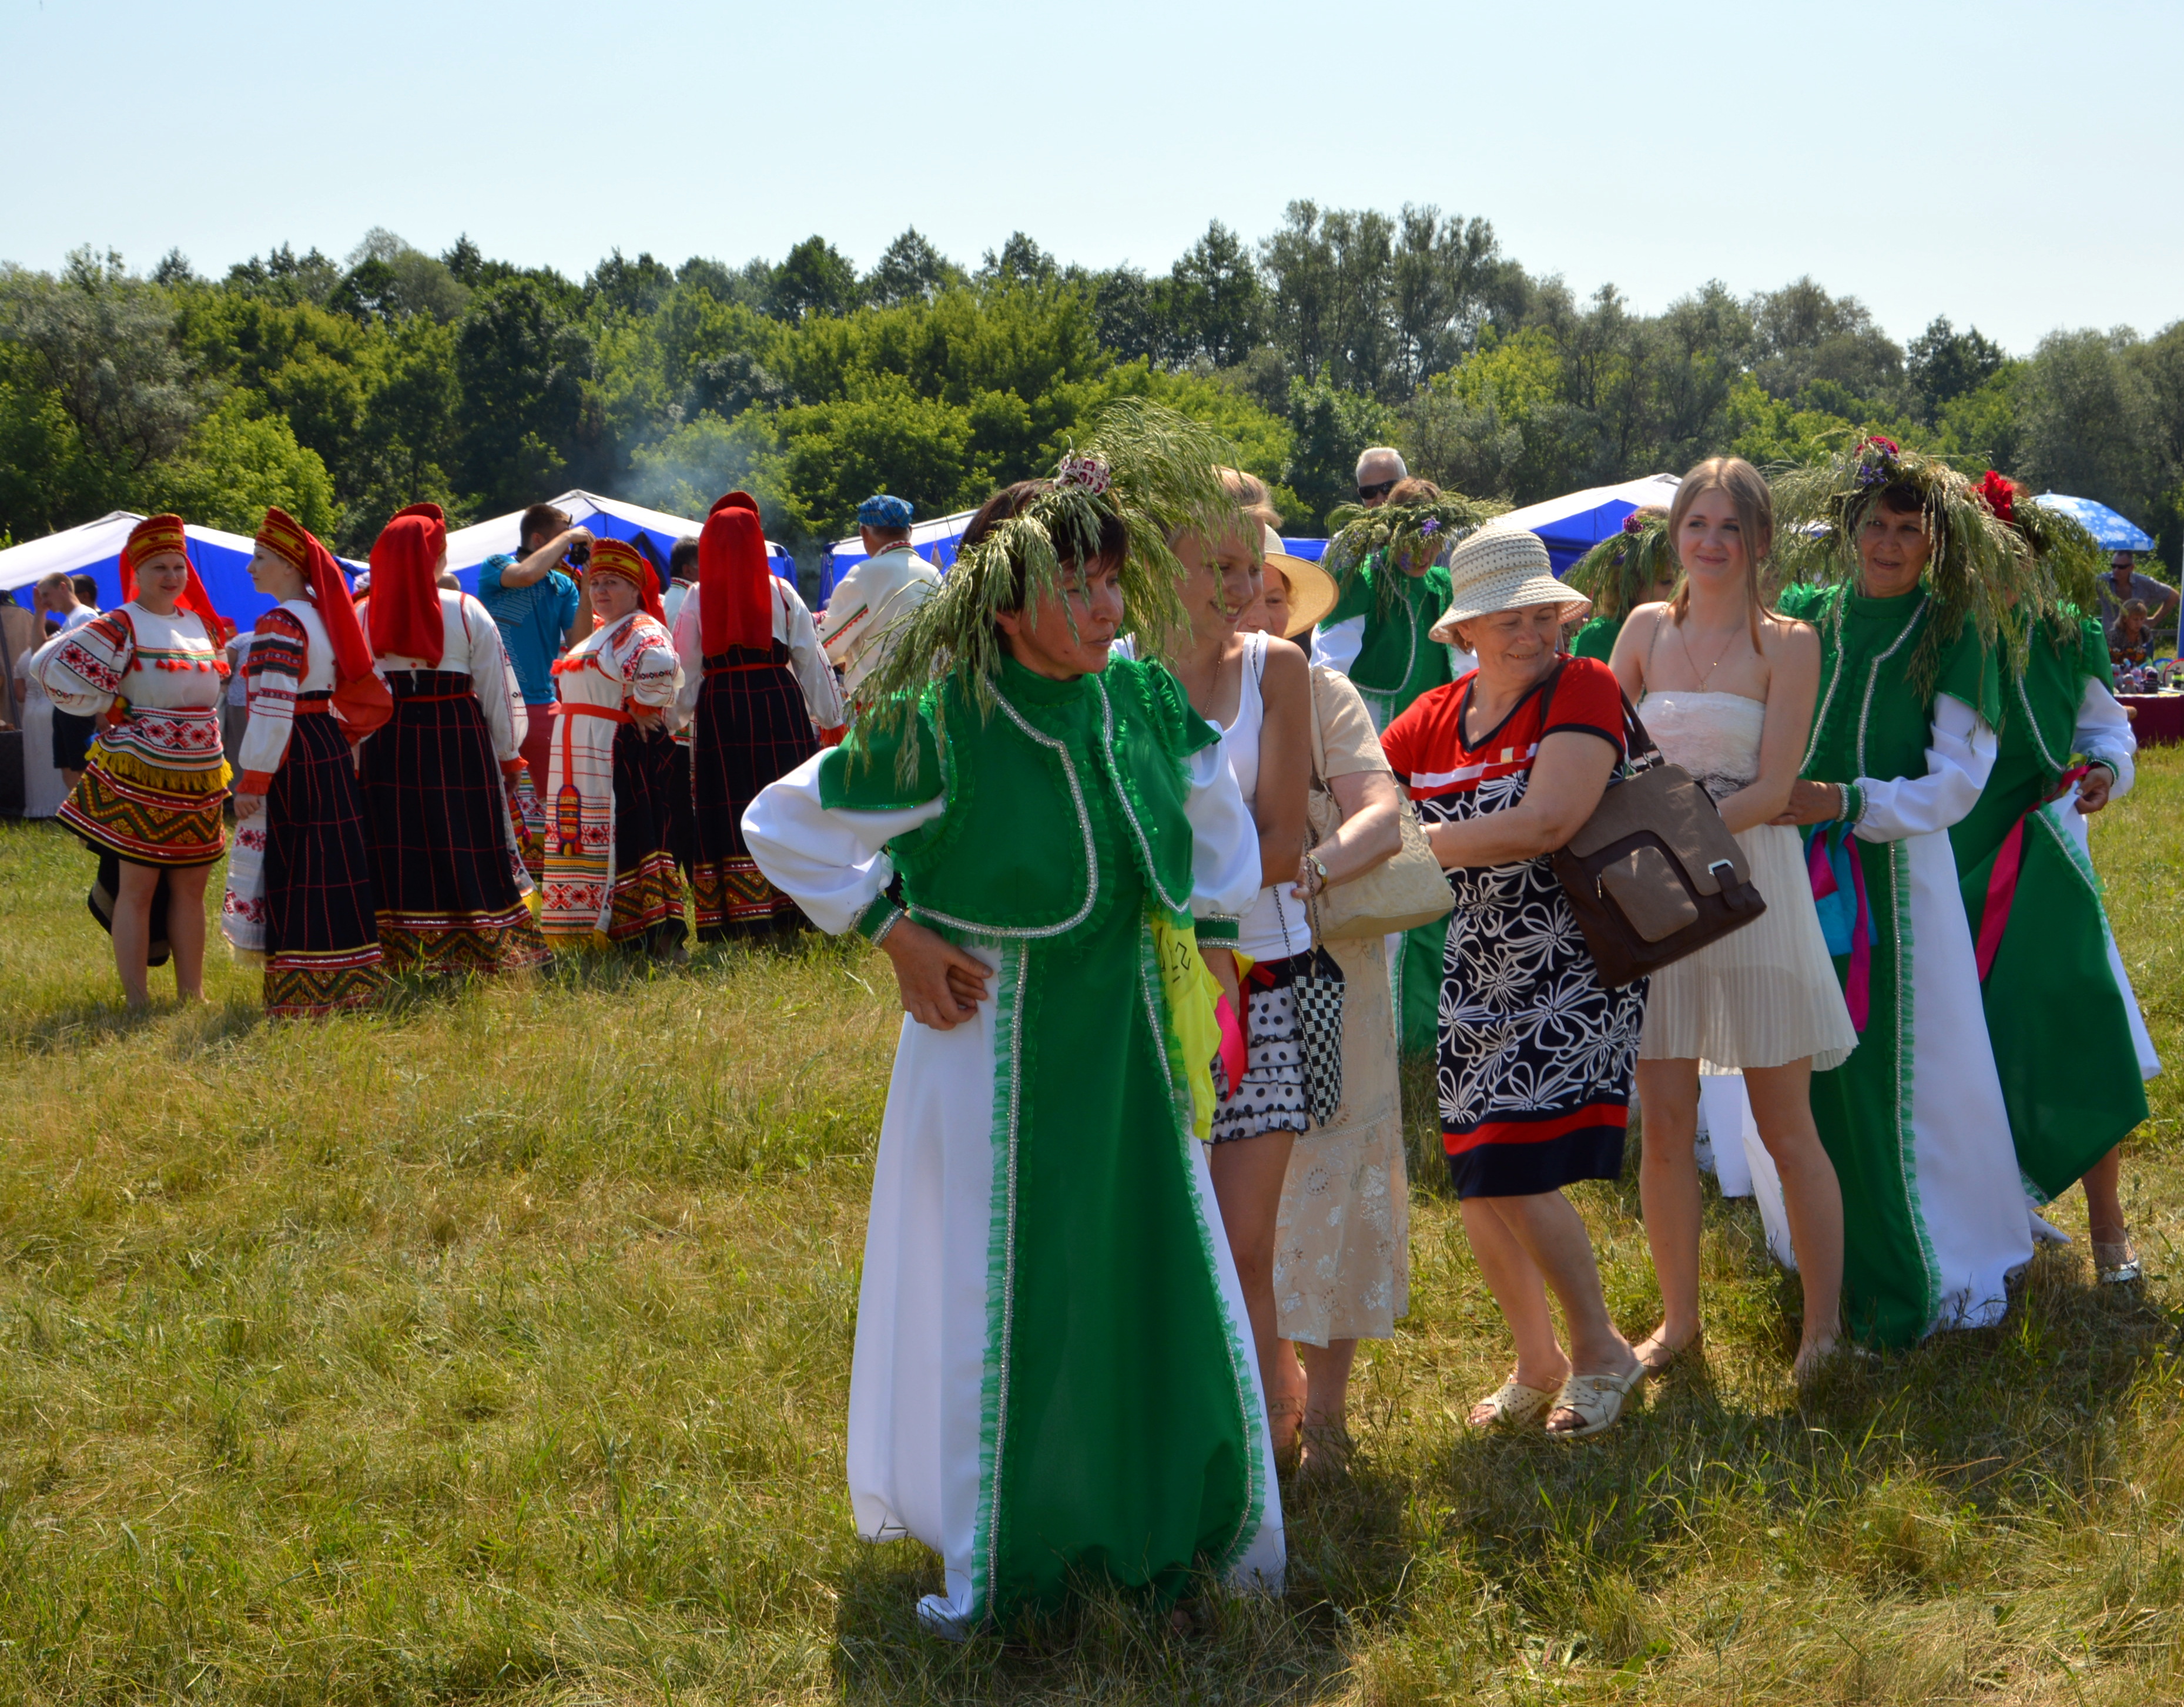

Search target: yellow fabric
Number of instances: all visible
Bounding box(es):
[1151,917,1227,1142]
[96,742,233,793]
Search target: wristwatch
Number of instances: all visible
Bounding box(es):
[1306,853,1330,891]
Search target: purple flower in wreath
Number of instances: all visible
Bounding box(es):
[1418,517,1441,535]
[1621,512,1644,534]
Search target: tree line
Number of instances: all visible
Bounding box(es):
[3,209,2180,570]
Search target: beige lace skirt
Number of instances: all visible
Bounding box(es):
[1273,931,1411,1346]
[1639,820,1859,1072]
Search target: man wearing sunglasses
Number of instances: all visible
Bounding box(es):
[1352,447,1406,508]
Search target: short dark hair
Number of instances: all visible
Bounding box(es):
[668,536,700,579]
[72,575,98,605]
[960,479,1128,612]
[520,504,570,553]
[1873,480,1927,518]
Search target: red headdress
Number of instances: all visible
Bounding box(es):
[258,506,393,738]
[121,514,233,644]
[699,491,774,655]
[588,537,666,624]
[366,502,450,668]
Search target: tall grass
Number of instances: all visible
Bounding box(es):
[1,754,2179,1704]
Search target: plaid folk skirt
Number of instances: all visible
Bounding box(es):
[223,705,388,1017]
[360,671,547,978]
[688,645,818,940]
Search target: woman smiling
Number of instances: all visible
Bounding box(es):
[1378,526,1647,1438]
[1772,438,2035,1349]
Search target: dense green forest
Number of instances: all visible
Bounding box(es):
[4,208,2182,567]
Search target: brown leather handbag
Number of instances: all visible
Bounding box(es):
[1546,680,1767,988]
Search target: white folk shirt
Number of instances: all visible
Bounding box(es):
[818,545,942,697]
[35,602,229,778]
[235,598,337,792]
[365,590,530,770]
[671,575,845,734]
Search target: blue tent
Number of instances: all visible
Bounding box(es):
[2032,494,2158,553]
[0,511,366,632]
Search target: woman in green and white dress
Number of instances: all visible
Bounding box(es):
[1772,440,2038,1348]
[745,418,1279,1635]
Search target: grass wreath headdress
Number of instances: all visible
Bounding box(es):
[853,398,1245,774]
[1322,490,1509,615]
[1565,507,1675,622]
[1973,470,2105,650]
[1771,435,2036,686]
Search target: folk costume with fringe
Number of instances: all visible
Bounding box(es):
[1773,439,2034,1347]
[1312,492,1504,1053]
[220,508,392,1018]
[357,504,548,978]
[541,541,686,949]
[39,518,234,928]
[743,403,1283,1635]
[672,495,843,939]
[1947,477,2155,1202]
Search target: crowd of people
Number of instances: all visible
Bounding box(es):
[10,404,2161,1638]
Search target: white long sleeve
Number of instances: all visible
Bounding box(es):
[777,581,845,731]
[1854,692,1997,842]
[1186,741,1261,927]
[742,751,946,934]
[1311,615,1365,678]
[457,593,525,768]
[671,598,704,727]
[2074,676,2136,802]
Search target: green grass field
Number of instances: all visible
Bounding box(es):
[2,753,2180,1705]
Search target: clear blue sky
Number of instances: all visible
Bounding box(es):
[5,0,2175,354]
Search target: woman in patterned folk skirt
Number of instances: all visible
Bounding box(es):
[673,492,843,940]
[1379,526,1647,1439]
[358,503,549,978]
[222,508,394,1017]
[36,515,233,1007]
[541,539,686,957]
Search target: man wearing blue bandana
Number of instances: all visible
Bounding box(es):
[819,494,942,697]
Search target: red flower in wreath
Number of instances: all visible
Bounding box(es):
[1861,434,1900,458]
[1976,469,2019,526]
[1620,512,1644,534]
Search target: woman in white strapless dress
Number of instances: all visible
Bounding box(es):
[1609,457,1857,1383]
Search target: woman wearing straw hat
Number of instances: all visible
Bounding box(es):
[1378,525,1647,1438]
[1240,522,1411,1473]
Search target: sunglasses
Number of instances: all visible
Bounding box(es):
[1357,479,1397,501]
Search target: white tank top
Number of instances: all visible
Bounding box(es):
[1215,631,1313,963]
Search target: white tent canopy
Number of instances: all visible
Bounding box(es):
[441,489,793,591]
[1494,474,1683,574]
[0,511,366,631]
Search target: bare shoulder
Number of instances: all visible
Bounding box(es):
[1261,632,1312,692]
[1758,610,1819,661]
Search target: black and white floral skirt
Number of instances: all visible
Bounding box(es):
[1211,953,1313,1145]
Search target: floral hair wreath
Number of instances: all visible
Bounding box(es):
[1974,469,2105,650]
[850,399,1247,782]
[1566,506,1676,623]
[1772,433,2039,685]
[1322,491,1510,616]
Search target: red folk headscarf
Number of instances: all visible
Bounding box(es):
[588,538,666,624]
[257,506,392,738]
[699,491,774,655]
[366,502,450,668]
[120,514,234,644]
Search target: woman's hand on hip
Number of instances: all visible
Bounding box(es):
[879,919,991,1031]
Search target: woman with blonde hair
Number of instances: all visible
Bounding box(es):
[1608,457,1855,1380]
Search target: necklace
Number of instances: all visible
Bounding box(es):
[1674,614,1744,689]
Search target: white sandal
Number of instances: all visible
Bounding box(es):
[1466,1377,1555,1429]
[1546,1365,1644,1439]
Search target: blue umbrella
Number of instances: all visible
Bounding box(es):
[2031,494,2158,553]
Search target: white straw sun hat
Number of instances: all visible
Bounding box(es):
[1428,525,1589,645]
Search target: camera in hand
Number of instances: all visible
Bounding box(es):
[565,541,591,570]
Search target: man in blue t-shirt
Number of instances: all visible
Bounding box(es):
[478,502,595,794]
